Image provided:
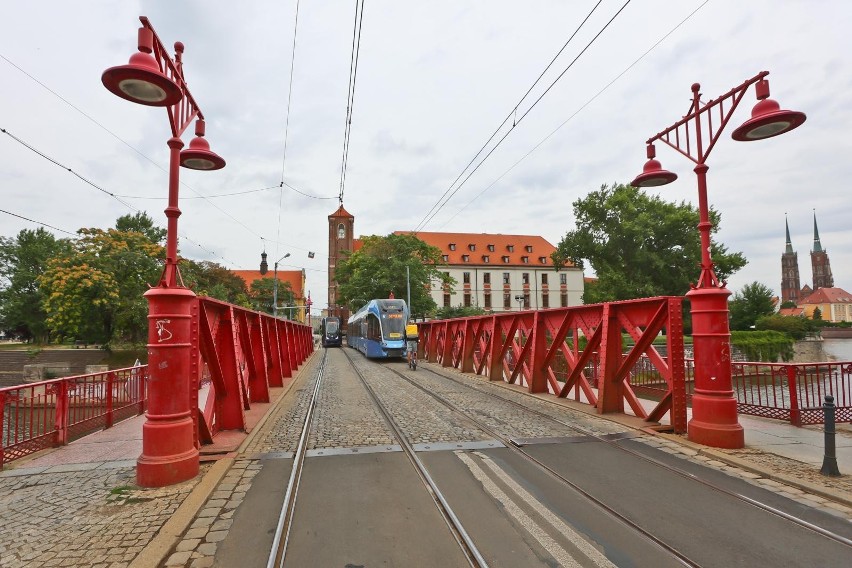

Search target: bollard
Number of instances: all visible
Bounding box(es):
[819,395,841,477]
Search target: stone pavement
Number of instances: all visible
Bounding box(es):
[1,354,850,567]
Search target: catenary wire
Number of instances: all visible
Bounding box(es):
[413,0,605,232]
[337,0,366,205]
[437,0,712,228]
[415,0,633,233]
[0,208,78,237]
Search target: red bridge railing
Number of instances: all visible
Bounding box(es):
[418,297,688,433]
[0,296,314,469]
[0,365,147,468]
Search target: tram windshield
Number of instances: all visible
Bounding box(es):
[325,320,339,334]
[377,299,407,339]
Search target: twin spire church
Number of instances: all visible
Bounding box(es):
[780,213,834,305]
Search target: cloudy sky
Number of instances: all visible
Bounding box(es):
[2,1,848,315]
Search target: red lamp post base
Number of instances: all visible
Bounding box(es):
[686,285,745,449]
[137,284,200,487]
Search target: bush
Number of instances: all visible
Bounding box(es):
[754,314,817,340]
[730,330,794,362]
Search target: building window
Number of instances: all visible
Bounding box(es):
[504,292,511,309]
[468,243,476,251]
[561,292,568,307]
[442,255,449,262]
[483,255,490,263]
[483,272,491,284]
[502,256,510,263]
[542,274,548,285]
[464,291,471,307]
[337,223,346,239]
[449,243,456,251]
[484,293,491,309]
[488,244,495,252]
[444,293,451,307]
[503,272,510,284]
[524,293,530,309]
[507,245,515,252]
[560,273,567,285]
[539,256,547,264]
[462,254,470,262]
[522,273,529,285]
[542,293,549,308]
[522,256,529,263]
[525,245,533,253]
[463,272,470,284]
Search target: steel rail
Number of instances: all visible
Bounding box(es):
[266,349,328,568]
[414,363,852,551]
[341,349,490,568]
[387,364,698,567]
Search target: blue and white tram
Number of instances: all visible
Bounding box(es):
[346,298,409,358]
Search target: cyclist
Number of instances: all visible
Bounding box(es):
[405,323,419,370]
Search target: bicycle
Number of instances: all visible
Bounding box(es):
[407,341,418,371]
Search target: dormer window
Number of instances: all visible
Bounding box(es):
[522,256,529,263]
[442,255,449,262]
[488,244,495,252]
[507,245,515,252]
[468,243,476,251]
[482,255,490,263]
[502,255,510,263]
[539,256,547,264]
[525,245,533,253]
[449,243,456,251]
[462,254,470,262]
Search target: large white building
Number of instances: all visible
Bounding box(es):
[402,232,584,312]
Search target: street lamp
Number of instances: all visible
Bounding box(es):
[514,295,525,312]
[259,251,290,318]
[102,17,226,487]
[631,71,805,449]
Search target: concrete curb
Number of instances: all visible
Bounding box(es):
[422,361,852,509]
[130,350,319,567]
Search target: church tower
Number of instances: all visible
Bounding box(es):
[780,216,801,304]
[328,204,355,321]
[810,212,834,290]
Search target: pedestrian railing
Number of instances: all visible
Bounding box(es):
[0,365,147,468]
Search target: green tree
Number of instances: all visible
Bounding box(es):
[755,314,816,340]
[779,300,797,309]
[552,183,747,303]
[728,281,776,331]
[336,233,448,317]
[0,228,72,342]
[813,307,823,321]
[181,260,250,306]
[115,212,167,245]
[38,227,163,345]
[249,277,293,316]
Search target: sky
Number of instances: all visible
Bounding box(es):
[1,1,849,316]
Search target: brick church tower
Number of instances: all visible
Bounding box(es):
[780,216,801,304]
[810,212,834,290]
[328,204,355,321]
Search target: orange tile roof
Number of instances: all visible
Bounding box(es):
[394,231,571,268]
[778,307,804,317]
[232,269,304,298]
[328,204,354,219]
[799,287,852,305]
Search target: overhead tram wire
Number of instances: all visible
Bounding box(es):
[414,0,633,233]
[0,126,239,267]
[337,0,366,205]
[275,0,302,265]
[437,0,712,228]
[412,0,605,233]
[116,185,281,200]
[0,209,78,237]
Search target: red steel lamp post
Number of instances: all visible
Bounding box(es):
[631,71,805,449]
[102,16,226,487]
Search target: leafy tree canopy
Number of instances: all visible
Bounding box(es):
[115,212,167,245]
[729,281,776,331]
[552,183,747,303]
[249,277,293,316]
[754,314,817,340]
[336,233,448,318]
[181,260,250,307]
[0,228,72,341]
[434,305,487,320]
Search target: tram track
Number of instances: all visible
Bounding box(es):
[392,360,852,561]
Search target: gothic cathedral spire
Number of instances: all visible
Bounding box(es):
[780,214,801,304]
[810,211,834,289]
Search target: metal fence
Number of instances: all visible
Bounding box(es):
[1,365,147,468]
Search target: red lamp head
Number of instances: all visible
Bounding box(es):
[732,79,806,141]
[102,27,182,107]
[180,120,226,170]
[631,144,677,187]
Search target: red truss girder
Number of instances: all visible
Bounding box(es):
[417,297,686,433]
[194,297,314,444]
